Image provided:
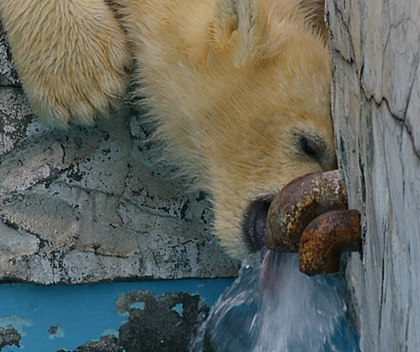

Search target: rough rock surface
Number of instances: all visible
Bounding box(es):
[0,326,21,349]
[116,291,212,352]
[58,291,213,352]
[327,0,420,350]
[57,336,123,352]
[0,27,239,284]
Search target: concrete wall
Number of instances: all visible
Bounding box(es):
[0,27,239,286]
[327,0,420,350]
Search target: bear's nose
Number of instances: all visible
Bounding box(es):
[243,197,273,252]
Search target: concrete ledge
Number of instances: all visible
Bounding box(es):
[0,28,239,284]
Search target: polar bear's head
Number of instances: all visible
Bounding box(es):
[126,0,335,259]
[205,0,336,258]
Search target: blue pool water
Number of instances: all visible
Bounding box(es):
[0,253,360,352]
[191,251,360,352]
[0,279,234,351]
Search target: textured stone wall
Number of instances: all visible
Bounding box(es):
[0,27,239,285]
[327,0,420,350]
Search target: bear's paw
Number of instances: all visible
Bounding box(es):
[0,0,132,126]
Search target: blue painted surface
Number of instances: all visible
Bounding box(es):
[0,279,234,351]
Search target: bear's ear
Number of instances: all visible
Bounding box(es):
[210,0,278,66]
[297,0,328,42]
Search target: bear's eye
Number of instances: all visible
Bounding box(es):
[296,133,327,165]
[300,135,319,159]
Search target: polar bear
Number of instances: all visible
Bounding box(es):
[0,0,336,259]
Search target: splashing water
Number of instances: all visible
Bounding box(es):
[191,250,359,352]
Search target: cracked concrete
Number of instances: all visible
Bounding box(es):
[327,0,420,350]
[0,27,239,284]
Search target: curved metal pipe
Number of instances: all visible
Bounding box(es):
[265,170,362,275]
[265,170,348,252]
[299,209,361,276]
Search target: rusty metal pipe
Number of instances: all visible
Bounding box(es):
[299,209,361,276]
[265,170,348,252]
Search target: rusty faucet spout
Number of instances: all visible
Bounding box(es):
[299,209,361,275]
[265,170,362,275]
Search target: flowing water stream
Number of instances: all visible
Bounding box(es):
[191,250,359,352]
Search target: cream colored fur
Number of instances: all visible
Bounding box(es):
[0,0,131,126]
[1,0,335,259]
